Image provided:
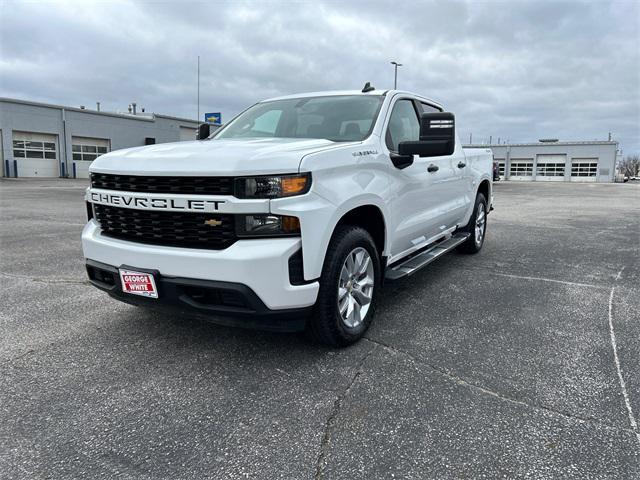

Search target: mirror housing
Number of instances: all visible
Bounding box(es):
[197,123,211,140]
[398,112,455,158]
[389,153,413,169]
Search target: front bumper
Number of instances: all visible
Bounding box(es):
[86,260,311,332]
[81,220,319,311]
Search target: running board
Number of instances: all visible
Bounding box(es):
[385,233,470,281]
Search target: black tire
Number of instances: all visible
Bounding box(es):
[306,225,381,347]
[457,192,487,254]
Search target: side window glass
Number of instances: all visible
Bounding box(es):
[386,100,420,151]
[420,102,442,114]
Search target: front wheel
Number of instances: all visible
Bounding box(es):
[306,226,380,347]
[457,192,487,254]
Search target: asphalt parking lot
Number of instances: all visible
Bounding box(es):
[1,178,639,479]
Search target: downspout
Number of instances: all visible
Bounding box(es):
[61,108,69,178]
[505,143,511,181]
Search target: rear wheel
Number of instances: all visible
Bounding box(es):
[457,192,487,254]
[307,226,380,347]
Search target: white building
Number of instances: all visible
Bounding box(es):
[0,97,216,179]
[464,140,618,182]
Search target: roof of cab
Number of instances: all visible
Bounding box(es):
[262,90,385,102]
[261,89,444,110]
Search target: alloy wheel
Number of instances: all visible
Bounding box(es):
[337,247,375,328]
[475,203,486,246]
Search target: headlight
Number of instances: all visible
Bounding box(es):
[235,173,311,199]
[236,214,301,237]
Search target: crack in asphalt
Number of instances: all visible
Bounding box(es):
[455,266,610,290]
[483,271,607,289]
[362,336,639,438]
[314,343,377,480]
[0,271,88,286]
[1,349,35,366]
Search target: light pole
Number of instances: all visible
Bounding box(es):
[390,61,402,89]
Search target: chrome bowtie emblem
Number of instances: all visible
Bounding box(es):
[204,219,222,227]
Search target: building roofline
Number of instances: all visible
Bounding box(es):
[0,96,199,125]
[464,141,618,147]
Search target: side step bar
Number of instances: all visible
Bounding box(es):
[385,233,470,281]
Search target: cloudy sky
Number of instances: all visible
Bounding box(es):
[1,0,639,153]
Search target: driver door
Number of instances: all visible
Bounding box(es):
[385,98,444,258]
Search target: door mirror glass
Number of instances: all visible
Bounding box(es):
[398,112,455,157]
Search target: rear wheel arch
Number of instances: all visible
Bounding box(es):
[478,179,491,205]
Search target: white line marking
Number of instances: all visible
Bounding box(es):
[607,267,640,447]
[487,272,604,289]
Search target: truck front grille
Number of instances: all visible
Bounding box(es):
[93,204,236,250]
[91,173,234,195]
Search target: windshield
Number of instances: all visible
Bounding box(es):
[214,95,383,142]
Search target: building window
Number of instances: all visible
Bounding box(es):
[571,159,598,177]
[13,140,56,159]
[536,162,565,177]
[495,159,505,176]
[71,138,109,161]
[509,160,533,176]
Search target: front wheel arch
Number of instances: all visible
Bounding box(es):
[306,225,381,346]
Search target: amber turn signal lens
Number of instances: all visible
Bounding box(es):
[282,216,300,233]
[282,176,308,196]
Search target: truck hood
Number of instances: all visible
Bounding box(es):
[89,138,347,176]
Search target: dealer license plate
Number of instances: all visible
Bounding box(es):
[119,269,158,299]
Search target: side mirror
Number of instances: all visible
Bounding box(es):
[398,112,455,158]
[197,123,211,140]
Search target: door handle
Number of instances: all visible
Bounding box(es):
[457,161,466,168]
[427,164,439,173]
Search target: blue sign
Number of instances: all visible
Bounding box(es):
[205,112,222,125]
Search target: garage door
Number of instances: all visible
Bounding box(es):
[13,132,59,177]
[179,126,196,141]
[535,154,566,182]
[509,159,534,181]
[571,158,598,182]
[495,158,505,180]
[72,137,110,179]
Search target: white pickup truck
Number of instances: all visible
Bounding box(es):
[82,85,493,346]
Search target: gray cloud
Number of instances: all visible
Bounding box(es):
[1,0,638,152]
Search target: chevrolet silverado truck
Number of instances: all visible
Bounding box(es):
[82,85,493,346]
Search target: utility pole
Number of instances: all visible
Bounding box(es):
[469,133,472,144]
[197,56,200,123]
[390,61,402,89]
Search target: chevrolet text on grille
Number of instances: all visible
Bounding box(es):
[89,191,226,211]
